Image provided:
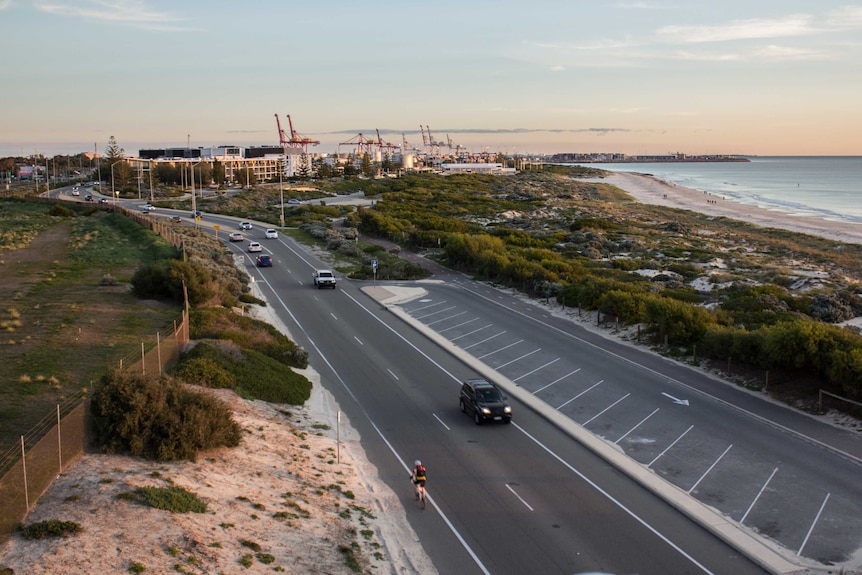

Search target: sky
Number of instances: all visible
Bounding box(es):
[2,0,861,158]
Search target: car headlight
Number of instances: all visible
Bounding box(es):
[504,406,512,414]
[481,407,491,415]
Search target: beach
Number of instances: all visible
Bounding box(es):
[594,172,862,245]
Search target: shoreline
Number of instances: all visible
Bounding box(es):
[591,171,862,245]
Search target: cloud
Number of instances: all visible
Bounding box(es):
[34,0,194,31]
[0,0,12,10]
[326,128,633,137]
[656,14,815,43]
[825,5,862,28]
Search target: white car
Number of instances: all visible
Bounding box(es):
[265,228,278,239]
[229,232,244,242]
[71,188,80,196]
[248,241,262,252]
[240,222,253,230]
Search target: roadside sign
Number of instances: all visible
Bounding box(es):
[213,225,220,230]
[371,259,378,270]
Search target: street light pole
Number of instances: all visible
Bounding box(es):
[279,149,285,227]
[190,160,201,222]
[111,160,123,210]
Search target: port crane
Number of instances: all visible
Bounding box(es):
[274,114,320,153]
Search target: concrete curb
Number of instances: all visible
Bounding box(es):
[383,301,818,575]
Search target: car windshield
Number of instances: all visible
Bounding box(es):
[477,388,502,401]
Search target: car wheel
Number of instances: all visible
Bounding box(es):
[474,412,482,425]
[459,400,466,413]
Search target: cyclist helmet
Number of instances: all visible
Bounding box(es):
[414,460,421,466]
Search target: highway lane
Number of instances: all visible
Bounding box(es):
[223,229,769,575]
[397,279,862,566]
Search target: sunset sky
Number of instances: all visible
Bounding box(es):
[2,0,861,157]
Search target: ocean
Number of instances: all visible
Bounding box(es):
[571,156,862,224]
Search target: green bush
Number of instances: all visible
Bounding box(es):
[49,204,75,217]
[120,485,207,513]
[90,370,242,461]
[20,519,83,539]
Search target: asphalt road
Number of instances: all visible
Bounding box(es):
[190,216,772,575]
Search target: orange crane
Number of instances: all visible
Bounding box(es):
[286,114,320,153]
[275,113,290,147]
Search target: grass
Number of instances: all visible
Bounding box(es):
[118,485,207,513]
[0,200,183,451]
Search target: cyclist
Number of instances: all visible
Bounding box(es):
[410,460,426,500]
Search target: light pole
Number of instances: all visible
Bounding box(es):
[190,160,201,221]
[279,151,285,227]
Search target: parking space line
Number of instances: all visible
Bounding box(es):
[557,380,604,410]
[582,393,631,425]
[409,300,448,313]
[614,408,660,445]
[463,330,506,349]
[415,305,457,320]
[513,358,561,382]
[496,348,541,369]
[427,310,468,326]
[740,467,779,524]
[687,444,733,494]
[477,339,524,359]
[648,425,694,467]
[450,323,493,341]
[438,317,480,333]
[534,368,581,394]
[798,492,831,556]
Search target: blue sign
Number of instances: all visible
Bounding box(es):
[371,259,378,270]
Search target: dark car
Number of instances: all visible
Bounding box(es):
[256,254,273,267]
[459,379,512,425]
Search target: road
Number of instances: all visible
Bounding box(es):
[47,189,858,572]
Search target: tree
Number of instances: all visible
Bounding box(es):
[296,153,311,180]
[315,161,334,179]
[360,153,374,177]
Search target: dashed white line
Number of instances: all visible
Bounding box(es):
[433,413,451,431]
[387,368,399,380]
[354,336,363,345]
[505,484,534,511]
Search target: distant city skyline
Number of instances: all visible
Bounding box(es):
[2,0,861,157]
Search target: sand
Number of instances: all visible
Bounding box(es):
[593,171,862,245]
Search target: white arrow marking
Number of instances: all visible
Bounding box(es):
[662,392,690,406]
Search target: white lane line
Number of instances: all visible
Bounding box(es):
[463,331,506,350]
[330,312,338,320]
[505,484,534,511]
[496,348,541,369]
[387,368,399,380]
[477,339,524,359]
[408,300,448,313]
[428,310,468,326]
[438,317,479,333]
[614,408,660,445]
[450,323,493,341]
[415,305,457,320]
[687,444,733,494]
[798,492,831,556]
[557,380,604,410]
[433,413,451,431]
[534,368,581,394]
[648,425,694,468]
[514,423,716,575]
[354,336,364,346]
[513,357,560,382]
[740,467,779,524]
[582,393,631,426]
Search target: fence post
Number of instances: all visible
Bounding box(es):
[157,332,162,374]
[56,404,62,470]
[20,436,29,512]
[141,342,146,376]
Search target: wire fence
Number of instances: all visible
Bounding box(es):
[0,312,188,546]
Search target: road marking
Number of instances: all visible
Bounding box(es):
[513,357,560,382]
[505,484,534,511]
[330,312,338,320]
[427,310,468,326]
[433,413,451,431]
[533,368,581,394]
[496,348,541,369]
[687,444,733,494]
[415,305,457,320]
[462,330,506,350]
[648,425,694,467]
[354,336,363,345]
[798,492,831,556]
[450,323,493,340]
[387,368,399,380]
[557,380,604,410]
[740,467,779,524]
[615,408,660,445]
[661,392,690,406]
[409,300,447,313]
[582,393,630,426]
[477,339,524,359]
[437,317,479,333]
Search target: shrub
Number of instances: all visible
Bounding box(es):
[90,370,241,461]
[20,519,83,539]
[49,204,75,217]
[119,485,207,513]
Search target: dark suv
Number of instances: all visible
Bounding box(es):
[459,379,512,425]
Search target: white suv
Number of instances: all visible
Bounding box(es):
[265,228,278,239]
